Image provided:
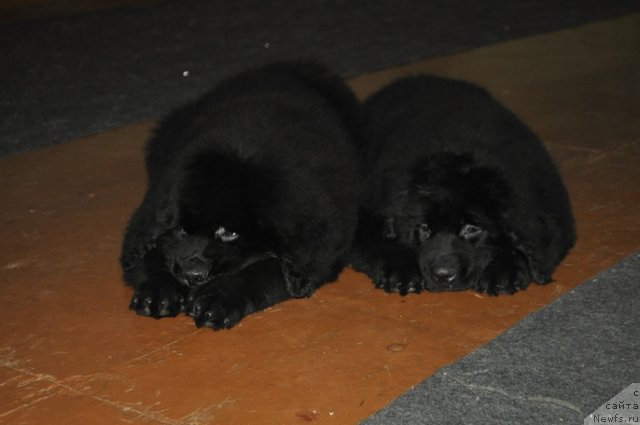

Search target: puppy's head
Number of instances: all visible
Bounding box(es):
[160,152,277,287]
[386,153,527,292]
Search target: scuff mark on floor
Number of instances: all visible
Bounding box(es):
[0,347,236,424]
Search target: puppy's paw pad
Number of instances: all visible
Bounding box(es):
[188,295,243,330]
[186,278,249,330]
[375,268,423,296]
[479,263,531,296]
[130,280,184,318]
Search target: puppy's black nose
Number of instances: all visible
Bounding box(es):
[430,255,459,284]
[432,266,457,283]
[181,259,210,286]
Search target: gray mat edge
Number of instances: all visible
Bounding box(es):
[361,251,640,425]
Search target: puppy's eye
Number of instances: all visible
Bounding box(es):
[416,223,431,242]
[214,226,239,243]
[460,224,483,240]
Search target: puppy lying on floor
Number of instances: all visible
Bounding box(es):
[121,61,362,329]
[350,75,576,295]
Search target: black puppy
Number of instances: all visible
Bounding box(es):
[350,75,576,295]
[121,62,362,329]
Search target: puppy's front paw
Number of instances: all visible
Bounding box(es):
[375,269,423,296]
[281,258,315,298]
[185,278,247,330]
[477,260,531,296]
[369,257,423,296]
[129,278,186,318]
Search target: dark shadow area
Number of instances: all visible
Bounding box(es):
[2,0,639,156]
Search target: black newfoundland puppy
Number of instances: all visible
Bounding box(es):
[121,62,362,329]
[350,75,576,296]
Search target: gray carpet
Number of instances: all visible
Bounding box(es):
[361,251,640,425]
[2,0,639,156]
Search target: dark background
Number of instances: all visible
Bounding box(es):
[2,0,638,156]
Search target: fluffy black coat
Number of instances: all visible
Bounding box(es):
[350,75,576,295]
[121,62,362,329]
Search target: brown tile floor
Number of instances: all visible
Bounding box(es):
[1,13,639,425]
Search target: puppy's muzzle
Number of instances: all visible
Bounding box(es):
[177,258,210,287]
[421,253,473,292]
[430,254,459,284]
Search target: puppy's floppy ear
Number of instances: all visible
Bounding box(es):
[121,185,181,272]
[382,217,397,239]
[121,207,156,272]
[462,163,552,283]
[506,213,571,284]
[506,231,547,283]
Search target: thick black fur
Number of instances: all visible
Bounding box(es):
[350,75,576,296]
[121,61,362,329]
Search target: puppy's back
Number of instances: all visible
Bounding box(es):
[145,61,362,185]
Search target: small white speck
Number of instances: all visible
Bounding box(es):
[264,42,271,49]
[182,70,190,77]
[329,412,334,416]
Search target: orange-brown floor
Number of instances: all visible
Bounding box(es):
[1,14,639,425]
